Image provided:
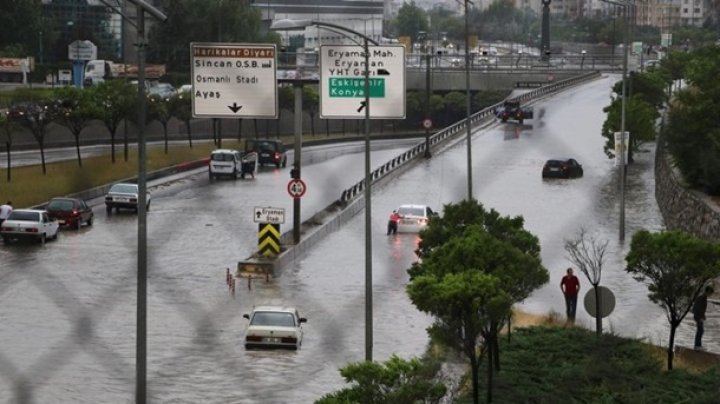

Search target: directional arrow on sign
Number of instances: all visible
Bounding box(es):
[357,101,367,113]
[228,102,243,113]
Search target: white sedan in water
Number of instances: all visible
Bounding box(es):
[243,306,307,350]
[395,204,437,233]
[0,209,60,244]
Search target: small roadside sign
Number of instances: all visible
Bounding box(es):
[190,42,277,119]
[287,179,307,198]
[319,45,405,119]
[253,206,285,224]
[422,118,432,129]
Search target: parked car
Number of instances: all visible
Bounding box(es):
[208,149,257,180]
[178,84,192,93]
[395,204,437,233]
[1,209,60,244]
[245,139,287,168]
[542,158,584,179]
[243,306,307,350]
[46,197,94,229]
[105,183,151,213]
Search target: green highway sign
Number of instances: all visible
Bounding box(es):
[319,45,405,119]
[328,77,385,98]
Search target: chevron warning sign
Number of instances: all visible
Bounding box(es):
[258,223,281,257]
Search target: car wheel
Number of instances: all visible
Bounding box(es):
[106,205,112,214]
[233,169,238,180]
[146,202,151,212]
[87,216,93,226]
[52,231,58,240]
[2,236,9,244]
[74,220,81,230]
[40,233,46,244]
[501,117,507,123]
[282,158,287,168]
[275,161,281,168]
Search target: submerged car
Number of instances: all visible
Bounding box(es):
[243,306,307,350]
[105,183,151,213]
[542,158,584,179]
[1,209,60,244]
[395,204,437,233]
[46,197,94,229]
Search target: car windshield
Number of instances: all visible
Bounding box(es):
[109,184,138,194]
[250,311,296,327]
[211,153,235,161]
[397,206,426,217]
[7,211,40,221]
[47,200,75,211]
[248,141,278,151]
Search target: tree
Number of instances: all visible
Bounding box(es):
[302,86,318,136]
[442,92,466,124]
[0,0,43,56]
[148,0,267,72]
[53,86,95,167]
[564,227,609,337]
[0,110,17,181]
[411,200,548,403]
[664,46,720,194]
[316,355,446,404]
[147,94,173,154]
[601,94,657,163]
[395,1,428,41]
[89,80,136,163]
[7,99,57,174]
[169,90,193,148]
[625,230,720,370]
[409,224,545,404]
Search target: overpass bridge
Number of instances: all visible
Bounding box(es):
[279,51,644,92]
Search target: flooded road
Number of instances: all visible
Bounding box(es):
[1,75,710,403]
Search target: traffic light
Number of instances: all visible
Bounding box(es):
[290,167,300,179]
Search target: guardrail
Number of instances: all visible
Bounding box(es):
[337,70,601,205]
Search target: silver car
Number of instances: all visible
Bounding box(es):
[243,306,307,350]
[105,183,151,214]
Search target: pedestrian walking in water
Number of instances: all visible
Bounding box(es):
[560,267,580,322]
[0,201,12,226]
[693,284,714,350]
[387,210,401,235]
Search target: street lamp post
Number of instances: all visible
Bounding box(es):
[271,19,378,361]
[463,0,474,200]
[602,0,630,241]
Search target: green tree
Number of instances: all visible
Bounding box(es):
[395,1,428,41]
[89,80,136,163]
[663,46,720,194]
[303,85,319,136]
[169,90,193,148]
[601,94,657,163]
[0,110,17,181]
[625,230,720,370]
[53,86,95,167]
[316,355,446,404]
[148,0,267,72]
[617,70,668,109]
[147,94,174,154]
[411,200,548,403]
[442,91,466,124]
[7,98,57,174]
[0,0,43,56]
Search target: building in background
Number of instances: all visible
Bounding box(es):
[254,0,385,48]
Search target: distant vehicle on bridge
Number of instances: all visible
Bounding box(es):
[494,100,533,124]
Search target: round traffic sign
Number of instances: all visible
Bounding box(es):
[583,286,616,318]
[287,179,307,198]
[422,118,433,129]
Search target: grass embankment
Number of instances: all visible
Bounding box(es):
[0,140,244,208]
[451,312,720,403]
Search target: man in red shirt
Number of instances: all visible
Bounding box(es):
[560,267,581,322]
[387,210,401,235]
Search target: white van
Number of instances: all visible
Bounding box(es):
[209,149,242,180]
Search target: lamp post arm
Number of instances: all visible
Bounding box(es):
[313,21,379,46]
